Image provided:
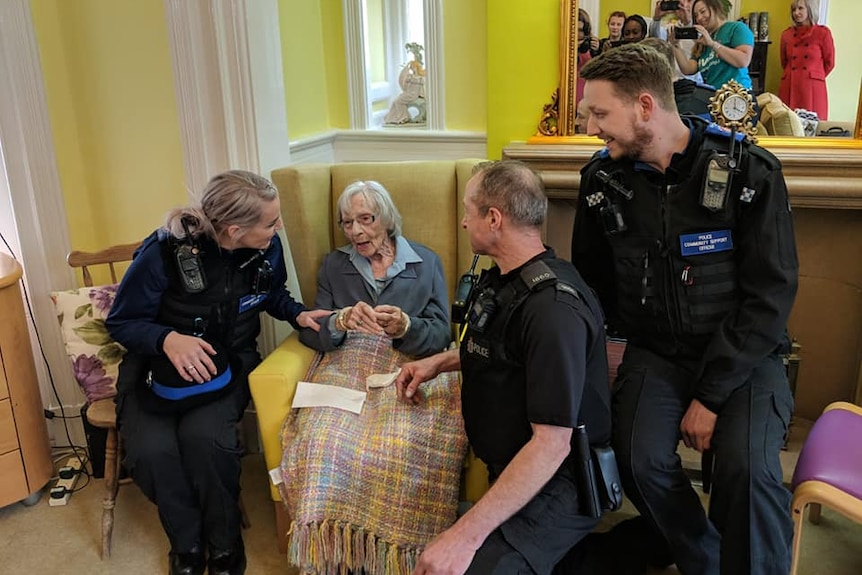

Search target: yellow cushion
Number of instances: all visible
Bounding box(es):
[248,333,314,501]
[756,93,805,137]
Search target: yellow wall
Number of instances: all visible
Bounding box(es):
[443,0,487,132]
[280,0,335,138]
[824,0,861,123]
[486,0,560,159]
[320,0,350,129]
[30,0,186,251]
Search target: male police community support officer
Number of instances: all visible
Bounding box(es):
[572,44,798,575]
[395,160,611,574]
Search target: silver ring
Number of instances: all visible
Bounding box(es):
[186,364,196,371]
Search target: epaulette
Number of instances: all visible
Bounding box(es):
[746,144,782,171]
[518,260,581,302]
[581,148,612,177]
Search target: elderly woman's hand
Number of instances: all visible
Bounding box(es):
[337,301,385,335]
[374,304,411,339]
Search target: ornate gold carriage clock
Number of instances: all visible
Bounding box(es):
[709,79,757,140]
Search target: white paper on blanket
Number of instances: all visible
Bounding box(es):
[292,381,366,414]
[365,370,400,390]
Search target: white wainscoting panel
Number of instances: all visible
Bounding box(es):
[333,130,487,162]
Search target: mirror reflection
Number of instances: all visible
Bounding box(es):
[574,0,860,137]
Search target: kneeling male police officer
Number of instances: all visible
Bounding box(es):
[396,160,612,574]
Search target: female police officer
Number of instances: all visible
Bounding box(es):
[107,170,327,575]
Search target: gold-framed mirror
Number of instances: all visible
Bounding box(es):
[541,0,862,141]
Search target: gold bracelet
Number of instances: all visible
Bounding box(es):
[335,307,352,332]
[392,312,411,339]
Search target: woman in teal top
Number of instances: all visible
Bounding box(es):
[671,0,754,89]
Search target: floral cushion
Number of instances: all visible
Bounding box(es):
[51,285,125,403]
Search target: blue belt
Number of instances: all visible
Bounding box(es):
[150,366,233,400]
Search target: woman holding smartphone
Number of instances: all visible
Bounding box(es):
[670,0,754,89]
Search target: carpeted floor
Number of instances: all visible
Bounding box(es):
[0,451,859,574]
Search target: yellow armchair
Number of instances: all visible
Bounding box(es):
[249,159,490,553]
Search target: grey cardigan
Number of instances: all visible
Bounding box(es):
[299,238,450,357]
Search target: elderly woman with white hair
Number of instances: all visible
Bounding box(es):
[299,179,450,356]
[285,180,464,575]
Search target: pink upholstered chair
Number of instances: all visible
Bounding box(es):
[789,401,862,575]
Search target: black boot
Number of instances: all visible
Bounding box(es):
[208,537,246,575]
[168,545,205,575]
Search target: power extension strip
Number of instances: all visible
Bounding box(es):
[48,456,84,507]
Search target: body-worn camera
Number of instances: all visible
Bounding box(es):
[675,26,700,40]
[660,1,680,10]
[591,169,633,235]
[467,287,497,333]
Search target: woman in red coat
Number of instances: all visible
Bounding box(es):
[779,0,835,119]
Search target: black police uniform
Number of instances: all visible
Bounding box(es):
[459,249,611,574]
[107,231,306,560]
[572,117,798,575]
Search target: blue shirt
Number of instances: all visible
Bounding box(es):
[338,235,422,296]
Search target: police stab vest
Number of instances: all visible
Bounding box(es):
[581,120,770,349]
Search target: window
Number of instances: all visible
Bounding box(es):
[345,0,443,130]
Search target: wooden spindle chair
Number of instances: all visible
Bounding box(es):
[66,242,140,558]
[66,243,250,559]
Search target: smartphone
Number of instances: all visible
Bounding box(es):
[675,26,700,40]
[660,0,681,10]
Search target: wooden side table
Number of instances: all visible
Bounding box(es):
[0,253,52,507]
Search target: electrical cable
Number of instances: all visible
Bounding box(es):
[0,232,93,487]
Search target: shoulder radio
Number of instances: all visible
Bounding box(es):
[174,217,206,293]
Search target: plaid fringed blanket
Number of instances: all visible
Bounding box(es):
[280,334,467,575]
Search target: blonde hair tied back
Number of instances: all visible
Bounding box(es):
[163,170,278,242]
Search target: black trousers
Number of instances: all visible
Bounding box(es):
[115,355,250,553]
[465,465,600,574]
[613,345,793,575]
